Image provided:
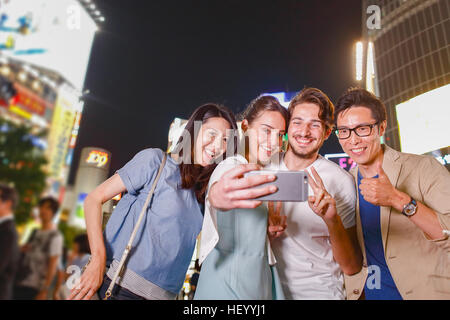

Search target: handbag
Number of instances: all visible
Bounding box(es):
[103,152,167,300]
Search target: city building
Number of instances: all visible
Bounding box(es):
[359,0,449,169]
[0,0,105,200]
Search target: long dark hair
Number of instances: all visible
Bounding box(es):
[173,103,238,203]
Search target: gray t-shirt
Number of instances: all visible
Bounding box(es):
[18,229,63,290]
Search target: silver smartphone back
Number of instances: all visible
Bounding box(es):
[245,170,309,202]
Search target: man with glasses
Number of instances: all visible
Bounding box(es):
[334,87,450,300]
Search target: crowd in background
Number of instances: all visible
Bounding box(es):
[0,183,201,300]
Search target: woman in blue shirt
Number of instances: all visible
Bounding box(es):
[69,103,237,300]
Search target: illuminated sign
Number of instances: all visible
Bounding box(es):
[366,41,376,94]
[425,147,450,170]
[265,92,291,109]
[112,193,122,201]
[75,193,87,219]
[0,0,97,90]
[14,82,52,116]
[356,41,363,81]
[396,84,450,155]
[70,192,88,229]
[46,84,79,179]
[9,104,31,119]
[436,154,450,166]
[68,110,82,148]
[86,150,109,168]
[324,153,357,171]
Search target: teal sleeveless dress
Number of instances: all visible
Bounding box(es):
[194,203,285,300]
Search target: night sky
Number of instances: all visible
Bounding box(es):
[69,0,362,184]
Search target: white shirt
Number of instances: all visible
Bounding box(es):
[265,153,356,300]
[198,155,277,266]
[18,229,64,289]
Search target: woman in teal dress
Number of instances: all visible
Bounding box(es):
[194,95,288,300]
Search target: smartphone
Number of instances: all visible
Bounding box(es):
[244,170,309,202]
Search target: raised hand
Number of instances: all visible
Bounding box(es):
[307,167,338,224]
[268,201,287,239]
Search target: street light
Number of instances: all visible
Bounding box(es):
[366,41,376,93]
[355,41,363,81]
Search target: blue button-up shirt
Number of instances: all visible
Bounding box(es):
[104,148,203,295]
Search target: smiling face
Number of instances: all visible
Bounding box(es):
[287,103,331,160]
[243,110,286,165]
[194,117,232,167]
[336,106,386,167]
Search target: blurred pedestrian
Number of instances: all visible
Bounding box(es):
[54,235,91,300]
[69,234,91,269]
[0,184,20,300]
[13,197,63,300]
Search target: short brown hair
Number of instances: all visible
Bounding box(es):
[288,87,334,129]
[38,196,60,217]
[0,183,18,210]
[334,88,387,125]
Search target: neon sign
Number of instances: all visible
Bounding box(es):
[85,150,109,168]
[324,153,357,171]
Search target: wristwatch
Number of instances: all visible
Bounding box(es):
[402,197,417,217]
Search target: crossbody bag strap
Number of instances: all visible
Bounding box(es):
[104,152,167,300]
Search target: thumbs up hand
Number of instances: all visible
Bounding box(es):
[359,161,397,207]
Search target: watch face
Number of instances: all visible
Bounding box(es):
[405,205,414,215]
[404,201,417,216]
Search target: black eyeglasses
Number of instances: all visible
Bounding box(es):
[335,122,379,139]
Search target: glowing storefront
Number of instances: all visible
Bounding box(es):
[0,0,99,198]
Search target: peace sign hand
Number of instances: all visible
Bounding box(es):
[307,167,338,225]
[268,201,287,239]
